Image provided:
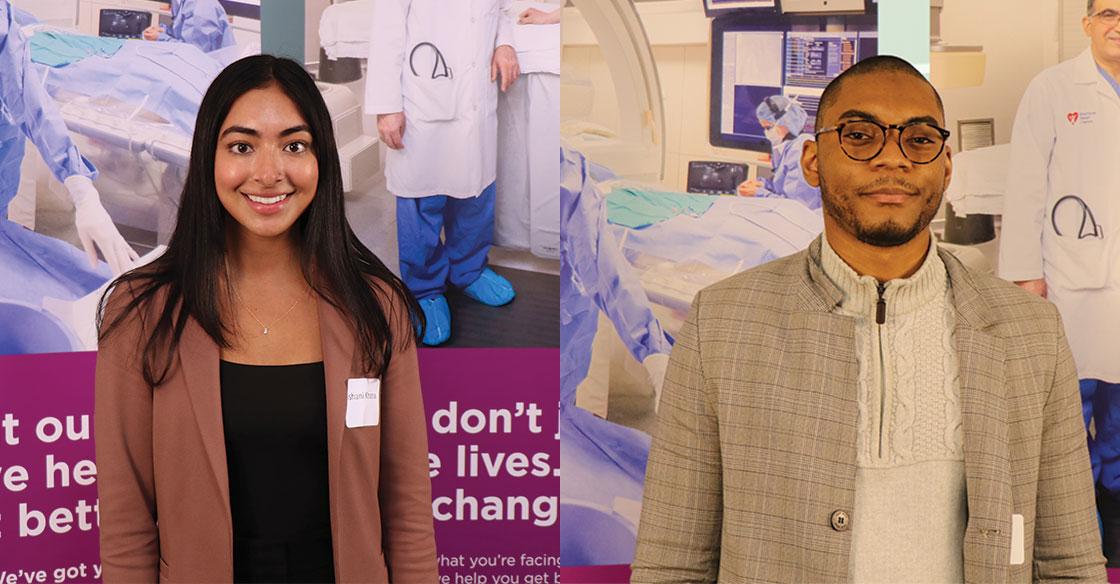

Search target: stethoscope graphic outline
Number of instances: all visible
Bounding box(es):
[1051,195,1103,239]
[409,42,453,80]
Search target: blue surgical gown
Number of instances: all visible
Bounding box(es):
[560,148,673,403]
[158,0,236,54]
[757,133,822,210]
[560,147,672,566]
[0,1,109,310]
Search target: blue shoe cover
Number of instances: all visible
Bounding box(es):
[417,295,451,346]
[461,268,516,307]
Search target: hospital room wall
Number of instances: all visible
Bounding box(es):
[935,0,1063,148]
[305,0,330,64]
[11,0,72,25]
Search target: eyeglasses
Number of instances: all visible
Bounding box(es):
[815,120,951,165]
[1091,9,1120,26]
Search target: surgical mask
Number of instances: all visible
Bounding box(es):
[764,127,783,145]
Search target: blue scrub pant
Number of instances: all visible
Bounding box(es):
[1080,379,1120,495]
[395,182,494,300]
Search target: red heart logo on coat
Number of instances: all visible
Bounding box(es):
[1068,112,1079,124]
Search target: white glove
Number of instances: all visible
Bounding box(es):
[642,353,670,412]
[65,175,139,275]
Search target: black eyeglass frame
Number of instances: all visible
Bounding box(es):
[1090,8,1120,25]
[815,120,952,165]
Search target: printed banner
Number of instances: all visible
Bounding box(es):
[0,348,559,582]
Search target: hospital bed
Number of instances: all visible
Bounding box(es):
[599,179,823,314]
[598,176,996,323]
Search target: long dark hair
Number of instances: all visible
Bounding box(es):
[97,55,422,386]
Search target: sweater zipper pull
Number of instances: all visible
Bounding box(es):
[875,282,887,325]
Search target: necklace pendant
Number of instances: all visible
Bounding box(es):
[263,327,269,335]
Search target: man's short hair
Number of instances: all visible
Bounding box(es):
[814,55,945,132]
[1089,0,1096,15]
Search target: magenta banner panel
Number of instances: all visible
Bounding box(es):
[0,348,558,583]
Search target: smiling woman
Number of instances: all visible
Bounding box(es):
[214,93,319,241]
[92,55,438,583]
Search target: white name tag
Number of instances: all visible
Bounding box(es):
[1010,513,1024,566]
[346,378,381,428]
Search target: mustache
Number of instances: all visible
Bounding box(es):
[856,178,921,196]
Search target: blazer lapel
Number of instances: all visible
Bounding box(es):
[317,293,356,546]
[943,251,1013,583]
[178,316,231,526]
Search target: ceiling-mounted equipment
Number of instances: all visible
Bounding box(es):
[565,0,666,182]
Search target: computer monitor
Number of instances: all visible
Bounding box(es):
[98,9,151,39]
[687,161,749,195]
[708,15,877,152]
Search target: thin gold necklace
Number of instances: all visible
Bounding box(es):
[231,281,311,336]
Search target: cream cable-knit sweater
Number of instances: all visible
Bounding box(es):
[819,233,966,583]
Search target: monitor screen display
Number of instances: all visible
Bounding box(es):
[717,30,785,143]
[687,161,749,195]
[709,16,877,152]
[98,9,151,39]
[784,32,859,88]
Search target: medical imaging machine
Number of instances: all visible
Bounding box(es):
[562,0,665,183]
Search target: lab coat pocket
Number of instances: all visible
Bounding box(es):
[402,43,459,122]
[1043,226,1109,290]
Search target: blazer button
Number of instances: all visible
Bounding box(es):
[830,510,850,531]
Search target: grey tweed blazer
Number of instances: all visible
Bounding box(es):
[632,237,1106,583]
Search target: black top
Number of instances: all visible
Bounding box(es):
[220,361,335,582]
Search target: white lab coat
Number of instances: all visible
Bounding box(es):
[365,0,513,199]
[999,48,1120,381]
[495,1,560,258]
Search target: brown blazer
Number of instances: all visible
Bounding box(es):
[95,283,438,583]
[632,238,1107,583]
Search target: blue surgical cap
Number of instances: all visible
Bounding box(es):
[755,95,809,137]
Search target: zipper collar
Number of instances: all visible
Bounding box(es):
[819,231,948,323]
